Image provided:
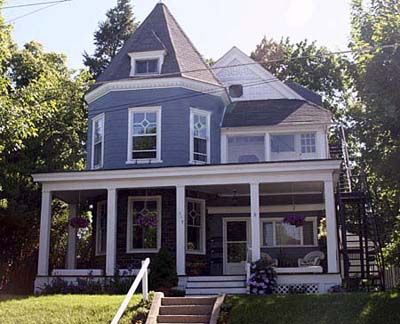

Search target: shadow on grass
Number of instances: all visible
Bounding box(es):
[0,294,32,303]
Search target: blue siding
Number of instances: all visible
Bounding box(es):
[87,88,225,169]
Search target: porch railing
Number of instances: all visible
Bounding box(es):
[111,258,150,324]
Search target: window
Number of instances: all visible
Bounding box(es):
[271,134,295,153]
[186,198,206,254]
[262,218,317,247]
[96,201,107,255]
[128,50,166,76]
[127,107,161,163]
[228,84,243,98]
[91,114,104,169]
[190,108,210,164]
[301,133,316,153]
[127,196,161,253]
[227,135,265,163]
[135,59,159,74]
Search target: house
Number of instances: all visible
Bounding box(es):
[33,3,342,294]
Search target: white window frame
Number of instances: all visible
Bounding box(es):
[190,108,211,164]
[225,133,266,163]
[95,200,107,256]
[91,113,105,169]
[128,50,166,76]
[127,106,162,164]
[185,198,206,255]
[126,196,162,253]
[260,217,318,248]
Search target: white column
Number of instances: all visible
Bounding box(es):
[324,178,339,273]
[66,204,77,269]
[250,183,261,262]
[265,133,271,161]
[176,185,186,276]
[37,190,52,276]
[106,188,118,276]
[221,134,227,163]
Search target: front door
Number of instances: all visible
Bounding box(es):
[223,218,250,275]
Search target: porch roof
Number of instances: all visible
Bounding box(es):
[32,159,341,192]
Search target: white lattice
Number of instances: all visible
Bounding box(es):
[274,283,319,295]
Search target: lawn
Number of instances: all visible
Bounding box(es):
[224,291,400,324]
[0,294,148,324]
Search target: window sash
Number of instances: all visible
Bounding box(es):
[262,218,317,247]
[186,198,205,254]
[92,115,104,169]
[127,196,161,252]
[135,59,159,74]
[191,109,210,164]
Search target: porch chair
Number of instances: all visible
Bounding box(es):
[261,252,279,267]
[298,251,325,267]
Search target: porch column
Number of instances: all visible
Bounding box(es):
[324,178,339,273]
[176,185,186,276]
[66,204,77,269]
[250,182,261,262]
[106,188,117,276]
[37,190,52,276]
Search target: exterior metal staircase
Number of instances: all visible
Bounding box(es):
[332,127,385,290]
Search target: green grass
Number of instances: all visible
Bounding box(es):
[224,292,400,324]
[0,294,147,324]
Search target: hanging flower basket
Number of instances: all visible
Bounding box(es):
[283,214,305,227]
[136,214,157,228]
[69,217,90,229]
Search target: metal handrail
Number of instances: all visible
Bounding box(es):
[111,258,150,324]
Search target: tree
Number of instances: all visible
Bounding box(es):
[251,37,350,119]
[349,0,400,264]
[83,0,138,78]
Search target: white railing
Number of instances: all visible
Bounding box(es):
[111,258,150,324]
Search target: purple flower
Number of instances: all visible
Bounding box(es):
[69,217,90,229]
[136,214,158,228]
[283,214,305,227]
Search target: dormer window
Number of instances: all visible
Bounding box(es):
[129,50,166,76]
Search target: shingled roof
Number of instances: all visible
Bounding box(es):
[97,3,220,85]
[222,99,332,127]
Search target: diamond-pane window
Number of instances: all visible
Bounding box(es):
[186,199,205,253]
[191,110,210,163]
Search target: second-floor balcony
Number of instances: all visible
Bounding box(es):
[222,130,329,163]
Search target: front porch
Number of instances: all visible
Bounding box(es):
[33,160,342,294]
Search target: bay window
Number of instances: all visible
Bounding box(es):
[190,108,210,164]
[91,114,104,169]
[186,198,206,254]
[128,107,161,163]
[127,196,161,253]
[227,135,265,163]
[262,218,317,247]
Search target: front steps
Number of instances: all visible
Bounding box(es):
[157,297,216,323]
[185,275,246,295]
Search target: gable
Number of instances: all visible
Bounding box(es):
[213,47,304,101]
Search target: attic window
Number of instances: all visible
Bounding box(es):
[136,59,159,74]
[229,84,243,98]
[129,50,166,77]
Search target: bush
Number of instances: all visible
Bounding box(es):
[248,258,277,295]
[149,247,178,292]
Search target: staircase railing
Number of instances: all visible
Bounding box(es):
[111,258,150,324]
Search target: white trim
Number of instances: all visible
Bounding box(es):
[91,113,105,169]
[127,106,162,164]
[222,217,250,275]
[51,269,103,276]
[33,160,342,192]
[106,188,117,276]
[207,204,325,214]
[128,50,166,77]
[95,200,107,256]
[185,198,206,255]
[85,77,228,104]
[222,124,328,134]
[189,108,211,164]
[126,196,162,253]
[260,217,318,248]
[275,266,323,274]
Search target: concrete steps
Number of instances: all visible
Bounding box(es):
[185,276,246,295]
[157,296,216,323]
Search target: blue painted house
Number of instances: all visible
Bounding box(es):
[33,3,343,295]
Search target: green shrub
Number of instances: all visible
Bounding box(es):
[149,247,178,291]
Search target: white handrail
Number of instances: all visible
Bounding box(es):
[111,258,150,324]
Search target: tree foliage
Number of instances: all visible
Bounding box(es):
[251,37,350,118]
[83,0,138,78]
[349,0,400,264]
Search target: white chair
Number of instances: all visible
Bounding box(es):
[298,251,325,267]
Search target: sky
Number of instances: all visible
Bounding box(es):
[2,0,352,70]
